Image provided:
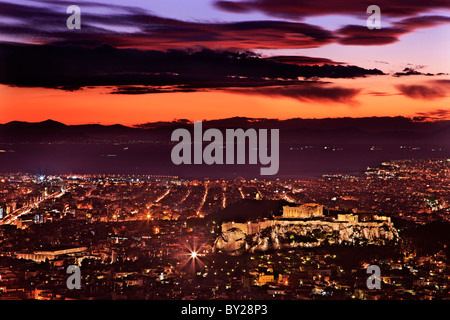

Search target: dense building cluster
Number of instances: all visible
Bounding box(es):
[0,158,448,299]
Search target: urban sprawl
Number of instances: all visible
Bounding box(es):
[0,158,449,300]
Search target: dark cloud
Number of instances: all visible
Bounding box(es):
[337,25,408,45]
[110,86,195,95]
[393,67,435,77]
[414,108,450,121]
[0,1,335,50]
[214,1,252,13]
[2,1,448,52]
[215,0,450,18]
[337,15,450,46]
[366,91,393,97]
[0,43,383,94]
[394,15,450,28]
[396,85,442,99]
[396,80,450,100]
[264,55,345,65]
[112,83,362,104]
[226,84,361,104]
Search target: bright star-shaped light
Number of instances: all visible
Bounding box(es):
[179,242,206,274]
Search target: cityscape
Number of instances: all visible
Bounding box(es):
[0,158,448,300]
[0,0,449,307]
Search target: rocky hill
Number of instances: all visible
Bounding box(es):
[214,219,399,254]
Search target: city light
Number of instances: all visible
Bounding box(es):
[0,159,448,300]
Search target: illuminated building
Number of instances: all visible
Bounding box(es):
[337,213,359,223]
[256,273,276,286]
[282,203,324,219]
[15,246,88,263]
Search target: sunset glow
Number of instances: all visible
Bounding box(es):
[0,0,448,124]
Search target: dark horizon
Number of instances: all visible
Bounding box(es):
[0,115,448,179]
[2,114,450,127]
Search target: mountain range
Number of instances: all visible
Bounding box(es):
[0,117,448,177]
[0,117,449,145]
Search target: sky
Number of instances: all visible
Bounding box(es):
[0,0,449,125]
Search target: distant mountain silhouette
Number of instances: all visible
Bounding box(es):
[0,119,142,142]
[0,117,448,178]
[0,117,449,145]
